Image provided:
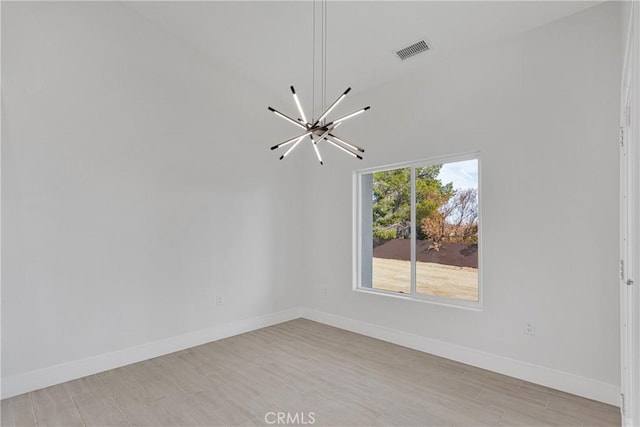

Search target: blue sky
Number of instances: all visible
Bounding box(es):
[438,159,478,190]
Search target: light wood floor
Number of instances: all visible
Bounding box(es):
[1,319,620,426]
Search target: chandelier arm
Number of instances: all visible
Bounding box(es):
[268,107,308,130]
[326,133,365,153]
[324,135,360,155]
[279,135,307,160]
[309,136,323,165]
[324,137,363,160]
[270,130,313,151]
[290,86,309,125]
[324,106,370,128]
[312,87,351,128]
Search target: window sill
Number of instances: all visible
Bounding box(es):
[353,287,483,311]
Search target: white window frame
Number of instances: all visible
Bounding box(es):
[352,151,483,310]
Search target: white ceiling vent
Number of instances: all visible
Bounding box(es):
[395,39,430,61]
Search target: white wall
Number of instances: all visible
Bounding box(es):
[1,0,625,404]
[1,2,306,384]
[302,1,623,390]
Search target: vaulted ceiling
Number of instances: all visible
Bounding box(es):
[126,1,599,108]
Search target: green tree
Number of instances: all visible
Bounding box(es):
[372,168,411,239]
[371,165,454,240]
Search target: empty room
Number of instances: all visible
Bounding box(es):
[2,1,639,426]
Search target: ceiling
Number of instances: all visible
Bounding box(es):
[125,1,600,109]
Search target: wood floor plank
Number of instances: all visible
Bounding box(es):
[460,367,525,395]
[97,368,176,426]
[1,319,621,426]
[124,359,186,400]
[476,383,549,411]
[547,392,621,425]
[1,395,38,427]
[30,385,84,426]
[64,376,104,398]
[69,392,128,427]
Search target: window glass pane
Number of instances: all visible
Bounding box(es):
[369,168,411,294]
[415,160,479,301]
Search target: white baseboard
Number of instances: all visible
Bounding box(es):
[300,307,620,407]
[1,307,302,399]
[2,306,620,408]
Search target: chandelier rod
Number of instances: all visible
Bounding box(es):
[323,0,327,123]
[312,0,316,123]
[311,0,328,124]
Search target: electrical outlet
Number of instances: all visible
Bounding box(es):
[216,295,224,306]
[524,320,535,335]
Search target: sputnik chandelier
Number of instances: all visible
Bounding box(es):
[267,0,369,164]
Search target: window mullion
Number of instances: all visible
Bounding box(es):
[410,167,416,295]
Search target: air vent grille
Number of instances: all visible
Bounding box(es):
[395,40,430,61]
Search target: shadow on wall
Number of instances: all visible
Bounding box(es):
[373,239,478,268]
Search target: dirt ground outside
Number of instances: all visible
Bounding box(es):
[373,239,478,268]
[372,257,479,301]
